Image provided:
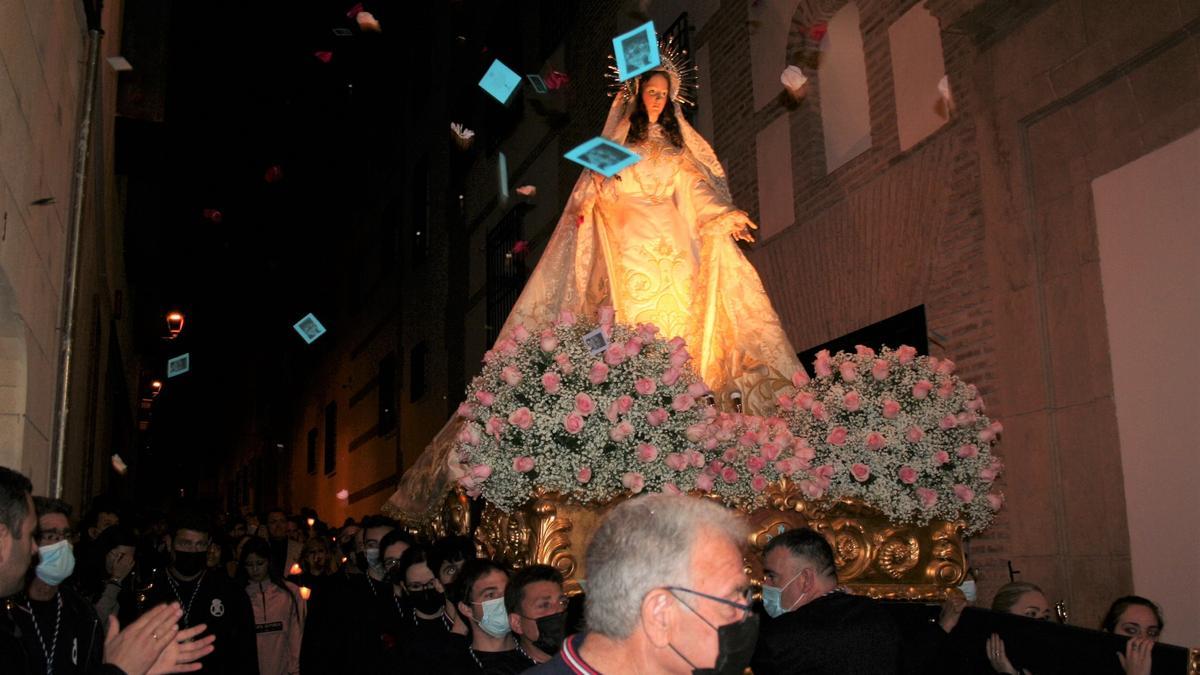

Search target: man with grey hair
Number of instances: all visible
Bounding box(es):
[525,493,759,674]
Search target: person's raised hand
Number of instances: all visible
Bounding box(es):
[109,549,135,582]
[1117,635,1153,675]
[986,633,1031,675]
[104,603,182,675]
[149,623,216,675]
[938,588,968,633]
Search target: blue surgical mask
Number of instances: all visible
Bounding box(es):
[761,571,803,618]
[364,547,381,569]
[472,597,511,638]
[36,540,76,586]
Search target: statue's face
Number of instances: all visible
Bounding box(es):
[641,73,670,123]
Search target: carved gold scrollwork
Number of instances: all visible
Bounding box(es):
[926,521,967,586]
[813,519,871,582]
[529,498,577,580]
[873,529,921,580]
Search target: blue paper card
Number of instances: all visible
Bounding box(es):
[167,353,190,378]
[526,74,548,94]
[612,21,660,82]
[498,152,509,200]
[294,313,327,344]
[564,137,641,178]
[479,59,521,104]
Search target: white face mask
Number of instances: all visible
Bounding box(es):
[958,579,977,603]
[35,540,76,586]
[761,570,805,618]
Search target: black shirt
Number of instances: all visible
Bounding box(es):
[140,569,259,675]
[467,647,537,675]
[751,590,901,675]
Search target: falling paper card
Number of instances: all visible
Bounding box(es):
[582,328,611,355]
[545,70,570,90]
[564,137,641,178]
[479,59,521,104]
[498,152,509,200]
[111,454,128,475]
[314,51,333,63]
[526,74,548,94]
[612,21,660,82]
[167,353,190,378]
[202,208,222,224]
[450,122,475,149]
[515,185,536,197]
[345,2,363,17]
[336,489,350,501]
[356,11,381,32]
[294,313,327,344]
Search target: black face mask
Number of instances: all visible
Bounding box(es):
[410,588,445,615]
[172,551,208,577]
[531,612,567,655]
[665,587,760,675]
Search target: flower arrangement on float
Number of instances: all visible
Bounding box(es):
[775,345,1004,534]
[451,308,716,510]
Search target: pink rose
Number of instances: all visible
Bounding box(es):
[513,456,535,473]
[989,421,1004,435]
[826,426,849,446]
[965,396,985,412]
[896,345,917,364]
[751,475,769,492]
[457,402,475,418]
[665,453,689,471]
[605,401,621,424]
[813,464,836,481]
[956,412,978,426]
[795,392,815,410]
[482,350,497,364]
[795,443,816,463]
[916,487,938,509]
[978,428,996,442]
[624,338,643,357]
[669,349,690,368]
[956,444,979,459]
[695,473,715,491]
[912,380,933,399]
[688,450,706,468]
[672,394,696,412]
[774,459,795,475]
[800,479,824,499]
[939,414,958,430]
[512,325,531,342]
[621,472,645,494]
[661,367,682,386]
[722,448,739,463]
[508,407,534,430]
[905,426,925,443]
[554,352,574,374]
[843,391,861,412]
[739,431,760,448]
[979,463,1000,482]
[485,416,506,437]
[838,361,859,382]
[588,361,609,385]
[662,482,683,496]
[668,336,686,351]
[603,344,626,366]
[936,359,956,375]
[898,466,918,484]
[855,345,876,357]
[646,408,669,427]
[563,413,585,434]
[777,394,795,411]
[541,372,562,394]
[882,399,901,419]
[720,466,739,484]
[814,350,833,377]
[617,395,634,413]
[952,484,975,503]
[556,310,576,327]
[933,450,951,465]
[539,330,559,352]
[636,443,659,463]
[761,443,782,461]
[937,380,955,399]
[850,463,871,482]
[792,369,811,387]
[866,432,887,451]
[475,390,496,406]
[746,455,767,473]
[811,402,829,421]
[685,424,709,442]
[608,420,634,442]
[471,464,494,481]
[986,493,1004,511]
[635,378,657,397]
[576,466,592,483]
[574,393,597,416]
[457,425,482,446]
[495,338,518,355]
[687,382,709,398]
[597,305,615,326]
[871,359,890,381]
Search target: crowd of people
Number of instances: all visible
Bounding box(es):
[0,466,1168,674]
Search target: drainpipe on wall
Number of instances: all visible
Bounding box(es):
[50,3,103,497]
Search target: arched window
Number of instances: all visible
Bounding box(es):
[818,2,873,173]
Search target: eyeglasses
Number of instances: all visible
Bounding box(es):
[383,558,404,570]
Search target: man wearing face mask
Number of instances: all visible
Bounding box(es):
[505,565,569,664]
[4,497,108,674]
[139,511,259,675]
[452,559,536,673]
[751,527,900,675]
[525,494,758,675]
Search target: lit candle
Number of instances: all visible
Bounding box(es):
[289,563,302,576]
[306,518,315,527]
[299,586,311,600]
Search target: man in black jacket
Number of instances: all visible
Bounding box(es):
[751,527,901,675]
[0,467,212,675]
[138,510,257,674]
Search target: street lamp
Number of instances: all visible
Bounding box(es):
[166,311,184,338]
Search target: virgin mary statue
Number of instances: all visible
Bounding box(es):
[385,47,800,520]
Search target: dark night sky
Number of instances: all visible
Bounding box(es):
[116,1,568,506]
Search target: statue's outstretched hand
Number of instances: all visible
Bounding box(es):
[732,219,758,243]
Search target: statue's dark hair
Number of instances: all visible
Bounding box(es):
[626,71,684,149]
